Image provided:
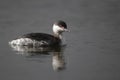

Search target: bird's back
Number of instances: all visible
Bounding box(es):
[10,33,61,47]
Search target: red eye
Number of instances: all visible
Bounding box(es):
[60,26,64,29]
[60,26,66,29]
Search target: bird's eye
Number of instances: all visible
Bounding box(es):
[60,26,65,29]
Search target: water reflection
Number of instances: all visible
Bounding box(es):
[9,45,66,71]
[52,51,66,71]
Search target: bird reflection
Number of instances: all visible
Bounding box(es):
[9,44,66,71]
[52,48,65,71]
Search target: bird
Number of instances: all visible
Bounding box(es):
[9,20,69,47]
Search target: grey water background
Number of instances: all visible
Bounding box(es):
[0,0,120,80]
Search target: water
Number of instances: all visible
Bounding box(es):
[0,0,120,80]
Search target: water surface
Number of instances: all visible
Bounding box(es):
[0,0,120,80]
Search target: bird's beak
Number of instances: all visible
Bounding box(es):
[64,29,70,32]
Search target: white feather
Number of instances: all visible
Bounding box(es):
[9,38,48,46]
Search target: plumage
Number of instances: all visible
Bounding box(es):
[21,33,61,46]
[9,20,68,47]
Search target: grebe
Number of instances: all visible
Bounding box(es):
[9,20,69,47]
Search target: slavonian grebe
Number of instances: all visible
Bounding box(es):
[9,20,69,47]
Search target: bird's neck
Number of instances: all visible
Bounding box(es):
[54,33,62,40]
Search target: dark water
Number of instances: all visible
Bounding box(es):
[0,0,120,80]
